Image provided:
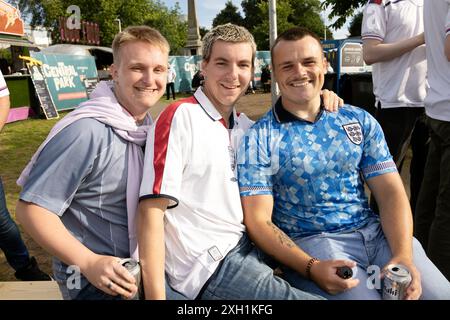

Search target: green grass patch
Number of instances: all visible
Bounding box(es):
[0,115,65,218]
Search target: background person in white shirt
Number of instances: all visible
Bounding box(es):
[166,64,176,100]
[361,0,428,215]
[414,0,450,281]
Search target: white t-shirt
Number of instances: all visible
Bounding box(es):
[0,70,10,97]
[167,67,176,83]
[361,0,427,108]
[423,0,450,121]
[139,88,254,299]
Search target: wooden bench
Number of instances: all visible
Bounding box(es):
[0,281,63,300]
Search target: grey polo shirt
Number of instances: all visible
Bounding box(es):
[20,118,129,298]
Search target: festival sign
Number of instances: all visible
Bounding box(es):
[30,52,98,111]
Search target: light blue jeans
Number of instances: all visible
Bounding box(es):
[0,176,31,271]
[59,274,187,300]
[283,217,450,300]
[198,233,324,300]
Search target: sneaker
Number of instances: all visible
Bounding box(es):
[14,257,52,281]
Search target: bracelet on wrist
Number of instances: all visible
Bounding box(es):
[305,257,319,280]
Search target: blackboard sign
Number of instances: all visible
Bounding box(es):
[27,63,59,120]
[83,78,98,98]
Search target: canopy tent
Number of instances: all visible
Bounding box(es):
[0,34,34,47]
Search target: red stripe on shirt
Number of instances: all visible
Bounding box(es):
[152,96,197,194]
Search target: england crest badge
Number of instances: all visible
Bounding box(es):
[343,122,363,145]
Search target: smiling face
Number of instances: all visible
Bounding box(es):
[272,35,327,110]
[201,40,253,115]
[110,40,168,122]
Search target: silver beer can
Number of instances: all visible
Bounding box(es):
[382,264,412,300]
[120,258,143,299]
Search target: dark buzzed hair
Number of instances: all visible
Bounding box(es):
[271,27,323,66]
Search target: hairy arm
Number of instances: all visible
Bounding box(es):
[363,34,425,65]
[138,197,168,300]
[241,195,358,294]
[367,172,421,299]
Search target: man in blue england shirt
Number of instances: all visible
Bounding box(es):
[237,27,450,300]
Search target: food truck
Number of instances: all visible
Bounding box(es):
[322,39,375,114]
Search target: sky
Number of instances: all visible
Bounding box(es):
[162,0,351,39]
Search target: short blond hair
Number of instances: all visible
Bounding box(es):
[112,26,170,64]
[202,23,256,67]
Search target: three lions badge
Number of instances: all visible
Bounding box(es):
[343,123,363,145]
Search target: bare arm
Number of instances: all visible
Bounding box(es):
[363,33,425,65]
[16,201,137,298]
[367,172,421,300]
[321,89,344,112]
[0,95,10,132]
[241,195,358,295]
[138,197,168,300]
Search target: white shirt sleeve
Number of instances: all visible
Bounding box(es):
[139,105,188,208]
[361,0,387,41]
[0,70,10,97]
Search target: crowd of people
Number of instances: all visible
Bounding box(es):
[1,0,449,300]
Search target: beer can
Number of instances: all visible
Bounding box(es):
[120,258,143,299]
[382,264,412,300]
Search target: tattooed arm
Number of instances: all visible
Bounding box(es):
[241,195,359,294]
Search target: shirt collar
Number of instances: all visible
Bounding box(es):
[273,97,324,124]
[194,87,236,129]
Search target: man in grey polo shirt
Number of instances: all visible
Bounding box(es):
[15,26,183,300]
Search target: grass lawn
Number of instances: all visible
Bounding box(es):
[0,116,63,217]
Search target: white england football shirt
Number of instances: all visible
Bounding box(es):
[139,88,254,299]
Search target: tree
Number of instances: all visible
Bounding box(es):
[252,0,294,50]
[348,11,363,37]
[321,0,367,29]
[288,0,333,40]
[199,27,209,39]
[212,1,244,27]
[247,0,330,50]
[14,0,187,52]
[241,0,263,31]
[144,1,187,55]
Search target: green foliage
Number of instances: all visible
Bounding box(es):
[144,1,188,55]
[212,1,244,27]
[199,27,209,39]
[241,0,262,31]
[238,0,330,50]
[14,0,187,52]
[321,0,366,29]
[348,11,363,37]
[252,0,294,50]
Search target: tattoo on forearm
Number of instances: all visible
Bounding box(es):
[266,221,295,248]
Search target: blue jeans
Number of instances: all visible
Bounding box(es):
[198,233,324,300]
[0,176,30,270]
[61,274,188,300]
[283,217,450,300]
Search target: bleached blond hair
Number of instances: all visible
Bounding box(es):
[202,23,256,67]
[112,26,170,64]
